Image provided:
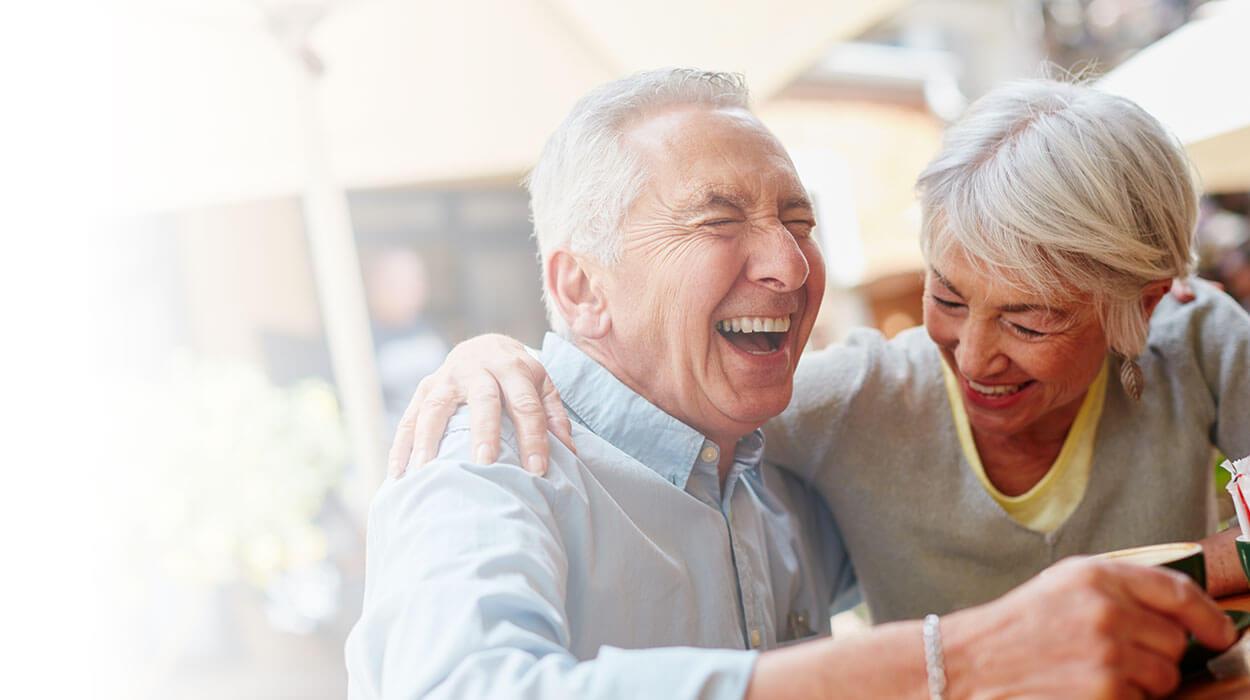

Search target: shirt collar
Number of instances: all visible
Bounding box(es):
[540,332,763,489]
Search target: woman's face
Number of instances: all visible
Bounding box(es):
[923,252,1108,440]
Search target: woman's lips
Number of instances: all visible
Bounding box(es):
[960,376,1037,410]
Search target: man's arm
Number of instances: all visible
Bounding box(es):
[1201,528,1245,597]
[1190,282,1250,596]
[347,423,757,699]
[748,558,1236,700]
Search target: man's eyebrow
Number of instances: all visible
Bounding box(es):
[679,188,814,216]
[780,194,814,212]
[679,188,750,214]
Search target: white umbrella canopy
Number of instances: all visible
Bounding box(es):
[297,0,618,191]
[112,2,309,213]
[112,0,618,212]
[1098,1,1250,193]
[115,0,910,209]
[322,0,907,189]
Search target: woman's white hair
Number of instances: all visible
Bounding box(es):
[526,68,750,334]
[916,78,1198,361]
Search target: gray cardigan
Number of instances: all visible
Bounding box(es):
[765,280,1250,622]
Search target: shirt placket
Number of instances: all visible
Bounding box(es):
[723,463,769,650]
[690,439,770,651]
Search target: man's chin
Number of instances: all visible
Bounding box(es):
[717,387,793,430]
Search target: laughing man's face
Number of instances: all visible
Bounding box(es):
[594,105,825,445]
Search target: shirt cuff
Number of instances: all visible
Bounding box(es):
[583,646,758,700]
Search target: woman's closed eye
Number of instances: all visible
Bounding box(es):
[930,294,965,310]
[1006,321,1046,339]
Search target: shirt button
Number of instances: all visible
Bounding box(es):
[750,628,761,648]
[700,445,718,463]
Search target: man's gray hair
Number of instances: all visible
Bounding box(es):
[917,78,1198,361]
[526,68,751,334]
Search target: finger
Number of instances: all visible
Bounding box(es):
[467,375,503,464]
[388,378,430,478]
[1115,565,1235,650]
[1118,643,1181,698]
[1110,607,1185,660]
[498,371,552,475]
[1172,277,1195,302]
[539,375,576,455]
[409,386,464,473]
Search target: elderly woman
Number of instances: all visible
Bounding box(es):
[389,78,1250,623]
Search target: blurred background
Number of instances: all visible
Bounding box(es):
[51,0,1250,697]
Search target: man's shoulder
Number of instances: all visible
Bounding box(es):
[1152,279,1249,332]
[444,405,520,448]
[376,409,583,521]
[1147,279,1250,365]
[419,407,644,504]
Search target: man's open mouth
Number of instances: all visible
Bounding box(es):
[715,315,791,355]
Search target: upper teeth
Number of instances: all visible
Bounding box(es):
[968,379,1025,396]
[717,316,791,333]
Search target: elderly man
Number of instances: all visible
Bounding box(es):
[345,69,1232,699]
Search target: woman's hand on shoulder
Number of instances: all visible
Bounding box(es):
[1171,276,1225,303]
[388,334,574,479]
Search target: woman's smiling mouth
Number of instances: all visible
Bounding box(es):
[967,378,1034,397]
[961,375,1037,409]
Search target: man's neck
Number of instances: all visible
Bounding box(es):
[574,336,749,490]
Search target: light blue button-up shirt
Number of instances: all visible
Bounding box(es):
[346,333,857,699]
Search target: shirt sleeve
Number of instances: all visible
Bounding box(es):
[344,424,758,700]
[1190,283,1250,461]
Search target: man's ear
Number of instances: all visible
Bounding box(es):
[547,250,610,339]
[1141,279,1173,318]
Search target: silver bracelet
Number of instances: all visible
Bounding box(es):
[923,614,949,700]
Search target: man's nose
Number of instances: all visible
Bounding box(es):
[955,321,1009,379]
[747,221,809,292]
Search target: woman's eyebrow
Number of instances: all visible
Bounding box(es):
[999,303,1073,319]
[931,269,964,297]
[931,269,1071,318]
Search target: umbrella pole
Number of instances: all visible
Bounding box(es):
[284,21,388,517]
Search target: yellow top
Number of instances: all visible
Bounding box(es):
[941,360,1108,533]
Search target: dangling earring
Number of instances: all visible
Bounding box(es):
[1119,354,1143,401]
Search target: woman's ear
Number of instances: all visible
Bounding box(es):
[547,250,610,339]
[1141,279,1173,318]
